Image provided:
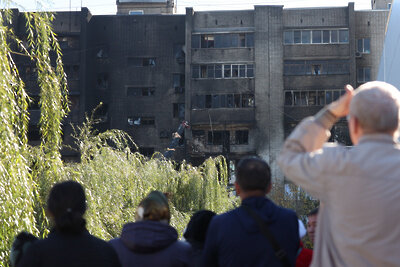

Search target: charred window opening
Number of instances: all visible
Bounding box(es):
[235,130,249,145]
[208,131,230,145]
[126,87,154,96]
[97,73,108,89]
[192,33,254,49]
[127,57,156,67]
[173,103,185,119]
[173,74,185,93]
[127,116,155,126]
[193,94,255,109]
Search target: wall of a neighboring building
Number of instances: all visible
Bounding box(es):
[86,14,185,158]
[116,0,175,15]
[372,0,393,10]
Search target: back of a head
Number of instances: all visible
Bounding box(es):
[135,191,171,224]
[236,157,271,192]
[183,210,216,245]
[47,180,86,234]
[350,81,400,134]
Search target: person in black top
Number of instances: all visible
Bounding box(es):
[17,180,121,267]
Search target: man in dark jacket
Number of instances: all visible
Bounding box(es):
[202,157,299,267]
[109,191,192,267]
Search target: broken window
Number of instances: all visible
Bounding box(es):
[325,91,332,104]
[127,57,156,67]
[96,46,109,58]
[128,116,154,126]
[242,94,254,107]
[205,95,212,108]
[318,91,325,105]
[201,65,207,78]
[173,103,185,119]
[212,95,220,108]
[308,91,317,105]
[234,94,241,108]
[201,35,214,48]
[208,131,229,145]
[235,130,249,145]
[126,87,154,96]
[227,94,234,108]
[142,88,155,96]
[173,74,185,93]
[174,44,185,63]
[224,65,231,78]
[284,91,293,106]
[97,73,108,90]
[312,64,321,75]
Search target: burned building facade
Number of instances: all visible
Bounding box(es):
[14,2,388,179]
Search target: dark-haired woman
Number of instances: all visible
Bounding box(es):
[17,180,121,267]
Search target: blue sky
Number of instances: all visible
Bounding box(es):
[13,0,372,14]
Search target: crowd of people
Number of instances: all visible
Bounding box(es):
[11,81,400,266]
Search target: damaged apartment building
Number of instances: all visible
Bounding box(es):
[14,0,390,180]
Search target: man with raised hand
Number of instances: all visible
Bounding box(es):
[278,81,400,266]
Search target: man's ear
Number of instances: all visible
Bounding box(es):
[234,182,241,196]
[266,183,272,194]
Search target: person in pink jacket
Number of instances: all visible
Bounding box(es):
[278,81,400,267]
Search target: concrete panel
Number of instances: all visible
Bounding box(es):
[192,48,254,63]
[284,75,351,89]
[191,79,254,94]
[193,10,254,29]
[284,44,350,58]
[254,6,284,181]
[283,7,348,28]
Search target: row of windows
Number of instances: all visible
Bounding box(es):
[127,87,155,96]
[127,57,156,67]
[192,64,254,79]
[284,60,350,76]
[127,116,155,126]
[284,29,349,44]
[284,89,345,106]
[193,94,254,109]
[191,33,254,49]
[193,130,249,145]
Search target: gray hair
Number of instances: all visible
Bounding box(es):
[350,81,400,133]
